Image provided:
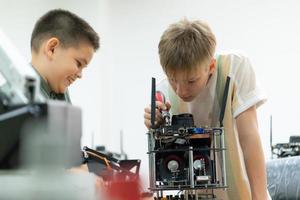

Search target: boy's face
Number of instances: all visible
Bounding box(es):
[167,59,216,102]
[47,39,94,93]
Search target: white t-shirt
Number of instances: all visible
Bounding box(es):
[157,52,266,127]
[156,52,267,199]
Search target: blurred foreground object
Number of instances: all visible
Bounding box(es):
[83,146,152,200]
[0,29,43,107]
[267,156,300,199]
[0,30,99,199]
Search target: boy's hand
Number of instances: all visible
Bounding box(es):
[144,101,171,129]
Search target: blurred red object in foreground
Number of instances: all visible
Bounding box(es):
[99,172,143,200]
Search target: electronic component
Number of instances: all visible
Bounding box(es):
[147,77,230,200]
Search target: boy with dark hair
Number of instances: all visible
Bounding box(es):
[31,9,99,101]
[29,8,100,176]
[144,19,269,199]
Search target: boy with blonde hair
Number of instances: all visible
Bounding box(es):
[144,19,269,199]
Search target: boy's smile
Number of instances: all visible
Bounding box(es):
[66,76,76,86]
[48,40,94,93]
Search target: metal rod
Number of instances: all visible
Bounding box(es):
[189,146,194,188]
[213,130,218,184]
[150,77,156,129]
[270,115,273,159]
[221,128,227,187]
[148,131,156,189]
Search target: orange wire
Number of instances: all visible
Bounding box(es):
[87,151,112,170]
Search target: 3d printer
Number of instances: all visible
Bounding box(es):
[147,77,230,200]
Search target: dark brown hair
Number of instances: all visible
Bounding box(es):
[31,9,100,52]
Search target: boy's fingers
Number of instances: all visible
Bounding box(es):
[144,102,168,129]
[144,120,151,129]
[144,107,162,118]
[145,101,168,112]
[145,106,155,115]
[144,111,162,121]
[165,101,171,111]
[156,101,167,110]
[144,119,161,129]
[144,112,151,120]
[144,108,164,129]
[144,107,151,114]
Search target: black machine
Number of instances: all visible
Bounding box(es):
[147,77,230,200]
[82,146,141,180]
[0,103,46,169]
[0,101,83,169]
[153,114,216,186]
[269,116,300,158]
[271,135,300,158]
[82,146,153,200]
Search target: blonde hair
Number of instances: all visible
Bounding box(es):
[158,19,216,75]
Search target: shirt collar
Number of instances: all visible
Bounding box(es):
[30,63,64,99]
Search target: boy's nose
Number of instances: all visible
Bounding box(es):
[176,84,188,97]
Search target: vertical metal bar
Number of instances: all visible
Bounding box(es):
[156,191,160,199]
[159,190,163,198]
[221,128,227,187]
[195,189,198,200]
[213,130,217,184]
[189,146,194,188]
[148,131,156,189]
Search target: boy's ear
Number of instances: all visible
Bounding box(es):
[208,58,216,74]
[44,37,60,59]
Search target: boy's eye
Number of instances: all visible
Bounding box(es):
[76,60,82,68]
[188,77,200,84]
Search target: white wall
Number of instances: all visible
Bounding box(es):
[2,0,300,185]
